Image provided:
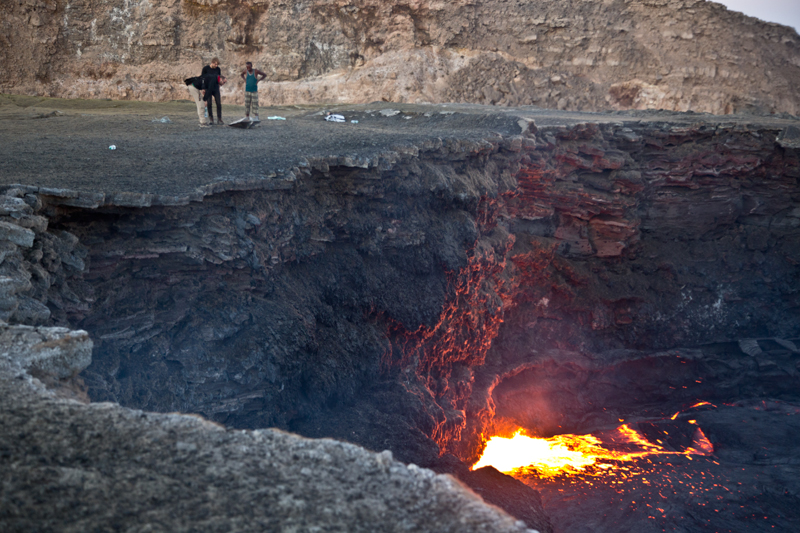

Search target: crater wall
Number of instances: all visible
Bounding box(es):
[4,111,795,468]
[0,104,798,530]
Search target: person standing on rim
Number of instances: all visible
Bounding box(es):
[240,61,267,121]
[202,58,224,125]
[184,74,210,127]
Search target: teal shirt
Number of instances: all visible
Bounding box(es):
[245,70,258,92]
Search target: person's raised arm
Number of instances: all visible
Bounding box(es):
[255,69,267,82]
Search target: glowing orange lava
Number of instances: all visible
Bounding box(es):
[473,424,714,478]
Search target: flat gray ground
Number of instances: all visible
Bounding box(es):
[0,95,527,202]
[2,94,797,204]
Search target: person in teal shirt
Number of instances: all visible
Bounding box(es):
[240,61,267,121]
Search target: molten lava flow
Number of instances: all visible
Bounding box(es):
[472,430,601,476]
[474,423,714,478]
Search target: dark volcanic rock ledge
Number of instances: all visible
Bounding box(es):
[1,100,799,531]
[0,327,533,533]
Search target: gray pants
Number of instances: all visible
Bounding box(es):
[187,85,209,125]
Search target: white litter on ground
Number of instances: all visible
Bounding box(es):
[325,114,346,122]
[267,116,286,120]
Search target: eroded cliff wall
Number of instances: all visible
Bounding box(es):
[3,111,794,471]
[2,0,800,114]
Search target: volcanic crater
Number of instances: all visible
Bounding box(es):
[1,95,799,532]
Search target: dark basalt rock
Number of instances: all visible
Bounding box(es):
[0,102,799,531]
[0,329,532,533]
[463,467,554,533]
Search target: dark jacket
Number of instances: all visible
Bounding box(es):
[201,65,222,79]
[201,65,221,89]
[203,76,220,102]
[200,65,222,101]
[184,76,207,91]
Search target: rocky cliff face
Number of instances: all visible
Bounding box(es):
[2,0,800,114]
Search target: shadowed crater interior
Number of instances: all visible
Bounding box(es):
[5,106,799,532]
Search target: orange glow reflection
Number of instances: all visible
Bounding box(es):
[473,424,714,478]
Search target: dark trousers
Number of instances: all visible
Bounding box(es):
[205,88,221,121]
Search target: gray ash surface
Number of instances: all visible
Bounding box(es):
[1,96,525,199]
[3,94,797,202]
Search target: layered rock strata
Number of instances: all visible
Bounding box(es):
[0,102,799,530]
[2,0,800,114]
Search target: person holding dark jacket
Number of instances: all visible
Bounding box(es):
[184,75,210,127]
[201,58,225,125]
